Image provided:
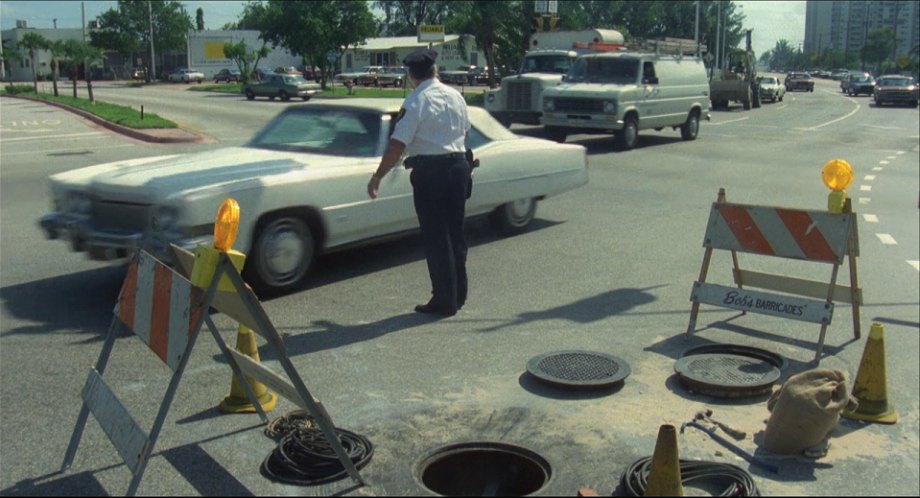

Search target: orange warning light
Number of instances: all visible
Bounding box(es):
[822,159,853,192]
[214,198,240,252]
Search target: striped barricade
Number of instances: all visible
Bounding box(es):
[688,189,862,361]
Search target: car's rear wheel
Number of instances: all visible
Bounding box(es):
[279,90,290,101]
[302,96,311,101]
[680,110,700,141]
[244,215,315,295]
[490,198,537,235]
[616,115,639,150]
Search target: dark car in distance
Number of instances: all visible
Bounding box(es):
[873,75,919,107]
[214,68,242,83]
[844,73,875,96]
[785,72,814,92]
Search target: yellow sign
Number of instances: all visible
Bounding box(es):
[418,24,445,42]
[205,42,229,60]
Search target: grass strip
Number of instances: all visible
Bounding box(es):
[6,89,177,129]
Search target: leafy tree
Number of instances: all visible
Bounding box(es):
[196,7,205,30]
[223,40,270,83]
[59,40,105,101]
[2,38,24,83]
[861,27,895,74]
[16,31,50,93]
[90,0,193,82]
[443,1,526,88]
[374,0,451,36]
[47,39,67,96]
[258,0,377,88]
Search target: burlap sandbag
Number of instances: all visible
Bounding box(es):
[763,368,858,454]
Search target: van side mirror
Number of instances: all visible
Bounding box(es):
[645,76,659,85]
[561,75,566,82]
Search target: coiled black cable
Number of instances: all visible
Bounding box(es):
[621,456,760,497]
[260,410,374,486]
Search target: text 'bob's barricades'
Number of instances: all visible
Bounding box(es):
[60,199,364,496]
[687,188,862,362]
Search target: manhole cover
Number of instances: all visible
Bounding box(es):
[526,350,630,389]
[417,442,551,496]
[674,345,784,398]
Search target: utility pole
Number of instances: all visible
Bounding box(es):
[148,0,156,82]
[695,0,701,56]
[715,1,722,69]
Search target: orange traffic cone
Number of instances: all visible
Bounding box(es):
[644,425,683,497]
[842,323,897,424]
[219,324,278,414]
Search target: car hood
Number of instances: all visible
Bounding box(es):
[50,147,363,204]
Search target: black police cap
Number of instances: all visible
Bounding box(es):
[403,49,438,70]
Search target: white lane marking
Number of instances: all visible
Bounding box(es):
[0,131,105,142]
[864,175,876,180]
[875,233,897,245]
[908,261,920,272]
[709,117,750,126]
[896,151,905,155]
[863,214,879,223]
[1,143,135,156]
[858,197,871,204]
[860,185,872,191]
[880,160,890,164]
[804,100,861,130]
[886,156,896,159]
[872,166,883,171]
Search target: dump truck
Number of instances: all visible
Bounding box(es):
[709,29,761,110]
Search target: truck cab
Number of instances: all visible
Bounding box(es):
[484,29,625,128]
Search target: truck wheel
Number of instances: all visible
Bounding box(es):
[743,89,752,110]
[545,126,568,143]
[616,115,639,150]
[245,89,255,100]
[680,111,699,141]
[752,88,761,108]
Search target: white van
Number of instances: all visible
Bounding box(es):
[541,52,710,149]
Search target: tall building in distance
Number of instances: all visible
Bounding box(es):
[805,0,919,62]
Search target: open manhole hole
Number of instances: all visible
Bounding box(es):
[526,350,630,389]
[674,344,786,398]
[417,442,551,496]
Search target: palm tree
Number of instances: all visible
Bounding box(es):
[48,40,66,97]
[16,32,50,93]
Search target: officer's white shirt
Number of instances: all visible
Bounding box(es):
[391,78,470,156]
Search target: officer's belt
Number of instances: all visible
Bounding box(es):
[404,152,465,169]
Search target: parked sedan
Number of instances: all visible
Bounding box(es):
[242,74,321,101]
[38,100,589,294]
[757,76,785,102]
[168,68,205,83]
[214,68,242,83]
[784,72,814,92]
[376,67,406,87]
[873,75,919,107]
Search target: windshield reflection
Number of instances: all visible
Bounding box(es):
[248,109,383,157]
[566,57,639,84]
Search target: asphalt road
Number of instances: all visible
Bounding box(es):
[1,75,918,496]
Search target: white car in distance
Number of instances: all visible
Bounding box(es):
[168,68,205,83]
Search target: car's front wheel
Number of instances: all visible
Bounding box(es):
[490,198,537,235]
[545,126,568,143]
[244,215,315,295]
[245,89,255,100]
[279,90,290,101]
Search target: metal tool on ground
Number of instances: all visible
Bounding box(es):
[680,420,779,474]
[695,409,747,440]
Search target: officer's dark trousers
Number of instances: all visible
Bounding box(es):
[410,156,471,313]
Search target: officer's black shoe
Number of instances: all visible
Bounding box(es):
[414,302,457,317]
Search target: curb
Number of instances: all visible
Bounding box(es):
[5,94,207,144]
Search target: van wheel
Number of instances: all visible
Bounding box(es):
[680,111,699,141]
[545,126,567,143]
[616,115,639,150]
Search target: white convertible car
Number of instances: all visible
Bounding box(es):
[39,99,589,293]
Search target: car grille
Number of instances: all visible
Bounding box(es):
[879,90,916,101]
[555,98,604,113]
[506,81,533,111]
[93,200,152,232]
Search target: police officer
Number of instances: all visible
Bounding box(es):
[367,49,471,317]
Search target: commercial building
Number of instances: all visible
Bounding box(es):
[805,0,920,62]
[340,34,485,73]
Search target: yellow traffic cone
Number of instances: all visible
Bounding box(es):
[219,324,278,414]
[842,323,897,424]
[644,424,683,497]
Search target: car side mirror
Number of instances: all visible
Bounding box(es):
[561,75,566,82]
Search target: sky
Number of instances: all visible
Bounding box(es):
[2,0,807,57]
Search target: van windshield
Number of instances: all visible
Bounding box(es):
[566,57,639,84]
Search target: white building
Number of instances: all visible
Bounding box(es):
[187,30,300,79]
[2,27,86,82]
[341,34,485,72]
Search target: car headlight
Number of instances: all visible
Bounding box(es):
[65,191,93,214]
[543,99,555,111]
[604,101,616,113]
[151,205,180,231]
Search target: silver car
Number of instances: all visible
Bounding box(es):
[39,100,589,294]
[757,76,785,103]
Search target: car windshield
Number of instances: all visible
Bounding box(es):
[854,75,872,82]
[878,77,913,87]
[282,75,308,84]
[520,54,573,74]
[248,108,383,157]
[566,57,639,84]
[759,77,778,84]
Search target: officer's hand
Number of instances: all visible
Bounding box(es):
[367,175,381,199]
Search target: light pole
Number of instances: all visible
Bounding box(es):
[148,0,156,82]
